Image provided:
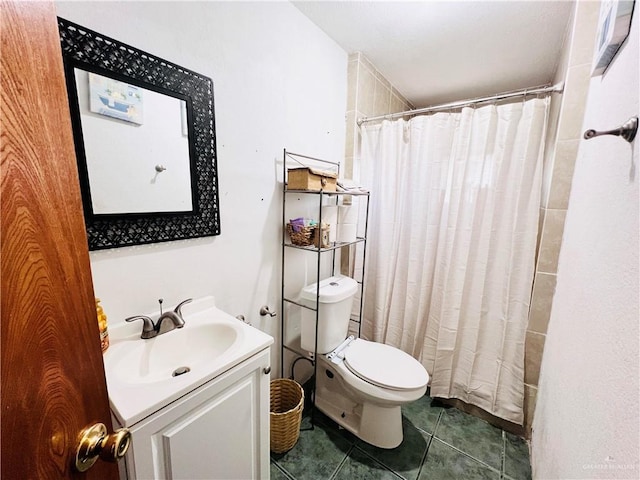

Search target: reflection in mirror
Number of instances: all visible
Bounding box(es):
[74,69,193,214]
[58,17,220,250]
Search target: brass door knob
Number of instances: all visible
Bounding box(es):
[75,423,131,472]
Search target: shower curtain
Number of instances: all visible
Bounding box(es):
[359,98,548,423]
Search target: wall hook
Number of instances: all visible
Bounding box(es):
[583,116,638,143]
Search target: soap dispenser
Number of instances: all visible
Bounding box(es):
[96,298,109,352]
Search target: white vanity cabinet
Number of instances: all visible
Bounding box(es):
[116,348,271,480]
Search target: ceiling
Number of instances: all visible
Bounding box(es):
[293,1,575,108]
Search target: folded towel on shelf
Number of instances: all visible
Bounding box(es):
[337,180,369,193]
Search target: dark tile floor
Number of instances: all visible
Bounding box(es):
[271,393,532,480]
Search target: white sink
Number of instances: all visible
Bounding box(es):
[112,322,239,384]
[103,297,273,427]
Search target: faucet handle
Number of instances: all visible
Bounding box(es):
[125,315,156,339]
[174,298,193,317]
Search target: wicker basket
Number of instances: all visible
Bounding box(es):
[286,223,330,248]
[286,223,315,246]
[270,378,304,454]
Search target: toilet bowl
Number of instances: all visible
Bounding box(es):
[299,276,429,449]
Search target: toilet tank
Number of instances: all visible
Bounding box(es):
[299,275,358,354]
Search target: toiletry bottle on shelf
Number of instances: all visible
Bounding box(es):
[96,298,109,352]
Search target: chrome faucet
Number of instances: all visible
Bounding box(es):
[126,298,193,339]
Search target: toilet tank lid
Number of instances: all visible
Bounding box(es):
[300,276,358,303]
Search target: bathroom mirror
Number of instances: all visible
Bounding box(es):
[72,69,194,215]
[58,18,220,250]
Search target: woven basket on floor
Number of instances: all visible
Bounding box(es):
[270,378,304,453]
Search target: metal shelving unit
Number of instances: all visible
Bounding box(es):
[280,149,370,425]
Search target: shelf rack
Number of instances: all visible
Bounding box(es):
[280,149,370,426]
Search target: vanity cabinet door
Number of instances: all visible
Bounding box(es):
[125,349,270,479]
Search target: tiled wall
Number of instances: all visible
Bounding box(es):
[344,52,413,180]
[524,0,601,436]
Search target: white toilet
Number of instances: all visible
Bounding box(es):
[299,275,429,449]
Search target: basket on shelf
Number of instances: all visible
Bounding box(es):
[286,223,330,248]
[270,378,304,454]
[286,223,315,246]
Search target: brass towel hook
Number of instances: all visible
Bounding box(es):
[583,116,638,143]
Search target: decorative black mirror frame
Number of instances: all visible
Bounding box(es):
[58,18,220,250]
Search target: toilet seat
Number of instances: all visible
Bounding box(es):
[342,339,428,391]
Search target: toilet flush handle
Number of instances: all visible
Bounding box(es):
[259,305,276,317]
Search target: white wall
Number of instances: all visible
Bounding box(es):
[531,6,639,479]
[56,1,348,373]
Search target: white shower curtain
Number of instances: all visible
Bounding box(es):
[359,98,547,423]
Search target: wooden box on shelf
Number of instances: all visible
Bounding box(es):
[287,167,337,192]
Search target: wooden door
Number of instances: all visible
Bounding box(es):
[1,1,118,478]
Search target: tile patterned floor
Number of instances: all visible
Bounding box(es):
[271,394,532,480]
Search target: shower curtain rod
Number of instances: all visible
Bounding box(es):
[357,82,564,126]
